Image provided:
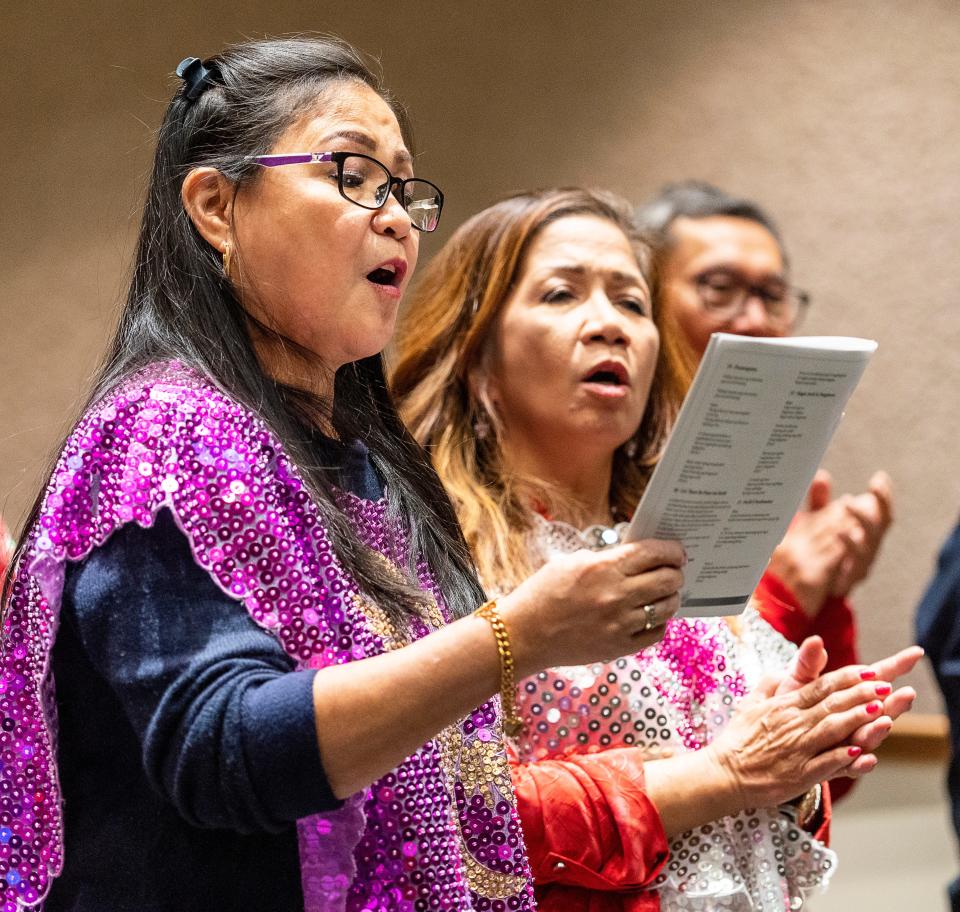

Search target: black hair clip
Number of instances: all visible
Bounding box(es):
[176,56,218,101]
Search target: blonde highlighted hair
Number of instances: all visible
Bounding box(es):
[391,188,690,590]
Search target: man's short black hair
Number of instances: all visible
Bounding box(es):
[635,181,785,251]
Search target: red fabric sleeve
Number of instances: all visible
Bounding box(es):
[814,780,833,846]
[754,571,857,802]
[510,746,667,912]
[808,595,859,671]
[753,571,813,645]
[754,571,859,671]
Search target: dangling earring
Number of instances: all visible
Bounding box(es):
[625,438,638,459]
[222,241,233,278]
[473,411,491,441]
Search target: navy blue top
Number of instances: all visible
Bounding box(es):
[47,438,383,911]
[916,519,960,910]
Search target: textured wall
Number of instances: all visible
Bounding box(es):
[2,0,958,712]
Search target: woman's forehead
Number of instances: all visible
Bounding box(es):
[525,217,644,280]
[274,82,411,165]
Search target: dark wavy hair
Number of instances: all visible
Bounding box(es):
[4,35,485,622]
[635,180,789,265]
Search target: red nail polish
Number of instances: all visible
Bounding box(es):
[859,669,877,680]
[875,684,892,696]
[866,702,881,714]
[848,746,862,757]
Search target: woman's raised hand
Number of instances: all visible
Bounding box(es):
[498,539,685,675]
[775,640,923,765]
[705,661,913,810]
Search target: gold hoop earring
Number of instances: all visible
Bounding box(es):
[222,242,233,278]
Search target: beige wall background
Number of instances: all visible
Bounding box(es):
[2,0,959,722]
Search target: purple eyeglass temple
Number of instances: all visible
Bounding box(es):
[253,152,334,167]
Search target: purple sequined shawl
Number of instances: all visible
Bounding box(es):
[1,362,534,911]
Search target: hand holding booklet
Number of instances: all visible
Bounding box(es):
[624,333,877,617]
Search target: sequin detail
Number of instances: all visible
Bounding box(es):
[439,717,530,901]
[2,362,534,911]
[350,561,529,905]
[506,513,836,911]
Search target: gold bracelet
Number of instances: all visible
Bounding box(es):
[475,600,524,737]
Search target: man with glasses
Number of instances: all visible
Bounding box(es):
[636,182,894,740]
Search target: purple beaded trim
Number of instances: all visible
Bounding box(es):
[1,362,533,911]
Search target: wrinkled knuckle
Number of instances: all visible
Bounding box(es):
[820,692,840,715]
[605,619,625,643]
[595,589,618,613]
[806,676,832,703]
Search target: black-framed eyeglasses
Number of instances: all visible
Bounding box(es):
[693,268,811,331]
[248,151,444,232]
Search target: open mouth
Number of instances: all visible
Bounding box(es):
[366,260,406,288]
[582,362,629,387]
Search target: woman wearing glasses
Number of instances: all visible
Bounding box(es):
[0,39,688,911]
[391,188,920,912]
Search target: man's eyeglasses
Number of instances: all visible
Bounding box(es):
[693,269,810,331]
[249,151,444,232]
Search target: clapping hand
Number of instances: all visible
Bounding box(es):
[767,470,894,618]
[774,636,922,777]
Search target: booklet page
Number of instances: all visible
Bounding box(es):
[624,333,877,617]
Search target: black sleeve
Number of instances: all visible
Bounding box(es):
[916,522,960,665]
[915,521,960,849]
[62,508,342,833]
